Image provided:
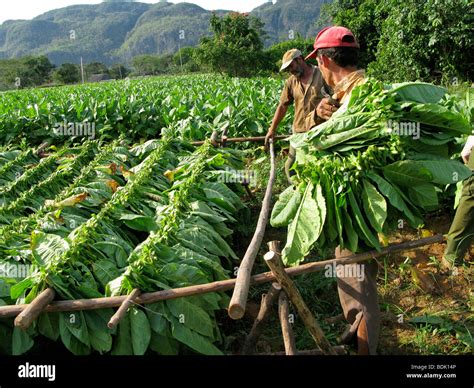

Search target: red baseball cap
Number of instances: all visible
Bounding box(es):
[305,26,359,60]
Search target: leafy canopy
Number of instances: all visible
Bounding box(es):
[195,13,267,77]
[321,0,473,84]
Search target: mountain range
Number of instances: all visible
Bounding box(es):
[0,0,330,65]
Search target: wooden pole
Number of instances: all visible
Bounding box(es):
[242,282,281,355]
[210,130,219,147]
[191,135,288,146]
[278,291,297,355]
[107,288,141,329]
[80,57,85,84]
[0,235,444,319]
[264,241,336,355]
[14,288,55,330]
[228,139,276,320]
[220,127,229,148]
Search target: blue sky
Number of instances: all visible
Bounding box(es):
[0,0,273,24]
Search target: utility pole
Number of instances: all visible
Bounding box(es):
[70,30,85,84]
[80,57,85,84]
[178,41,183,73]
[179,29,185,73]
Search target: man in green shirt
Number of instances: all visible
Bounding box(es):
[443,136,474,268]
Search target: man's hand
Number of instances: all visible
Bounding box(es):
[461,136,474,164]
[264,128,275,150]
[462,147,472,164]
[316,98,338,121]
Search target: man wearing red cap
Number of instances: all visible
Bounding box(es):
[265,49,339,182]
[306,26,366,107]
[306,26,381,355]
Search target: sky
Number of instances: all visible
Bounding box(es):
[0,0,273,24]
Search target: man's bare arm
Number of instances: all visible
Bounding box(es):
[265,103,289,145]
[461,135,474,164]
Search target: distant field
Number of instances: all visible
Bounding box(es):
[0,74,292,147]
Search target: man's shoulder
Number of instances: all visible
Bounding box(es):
[284,75,297,85]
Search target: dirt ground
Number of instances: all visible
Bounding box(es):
[221,206,473,355]
[376,213,473,355]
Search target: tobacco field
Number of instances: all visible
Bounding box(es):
[0,75,472,356]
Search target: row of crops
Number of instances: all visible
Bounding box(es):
[0,74,472,356]
[0,75,290,146]
[0,127,253,355]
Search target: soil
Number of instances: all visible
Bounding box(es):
[222,205,473,355]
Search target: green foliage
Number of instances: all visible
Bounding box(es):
[131,54,174,76]
[130,48,202,76]
[0,59,20,90]
[173,47,201,73]
[53,63,80,85]
[320,0,388,69]
[0,75,291,146]
[0,133,246,355]
[108,64,130,79]
[18,56,54,87]
[84,62,109,78]
[0,56,54,89]
[368,0,473,84]
[280,182,326,265]
[273,79,472,264]
[195,13,267,77]
[323,0,473,83]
